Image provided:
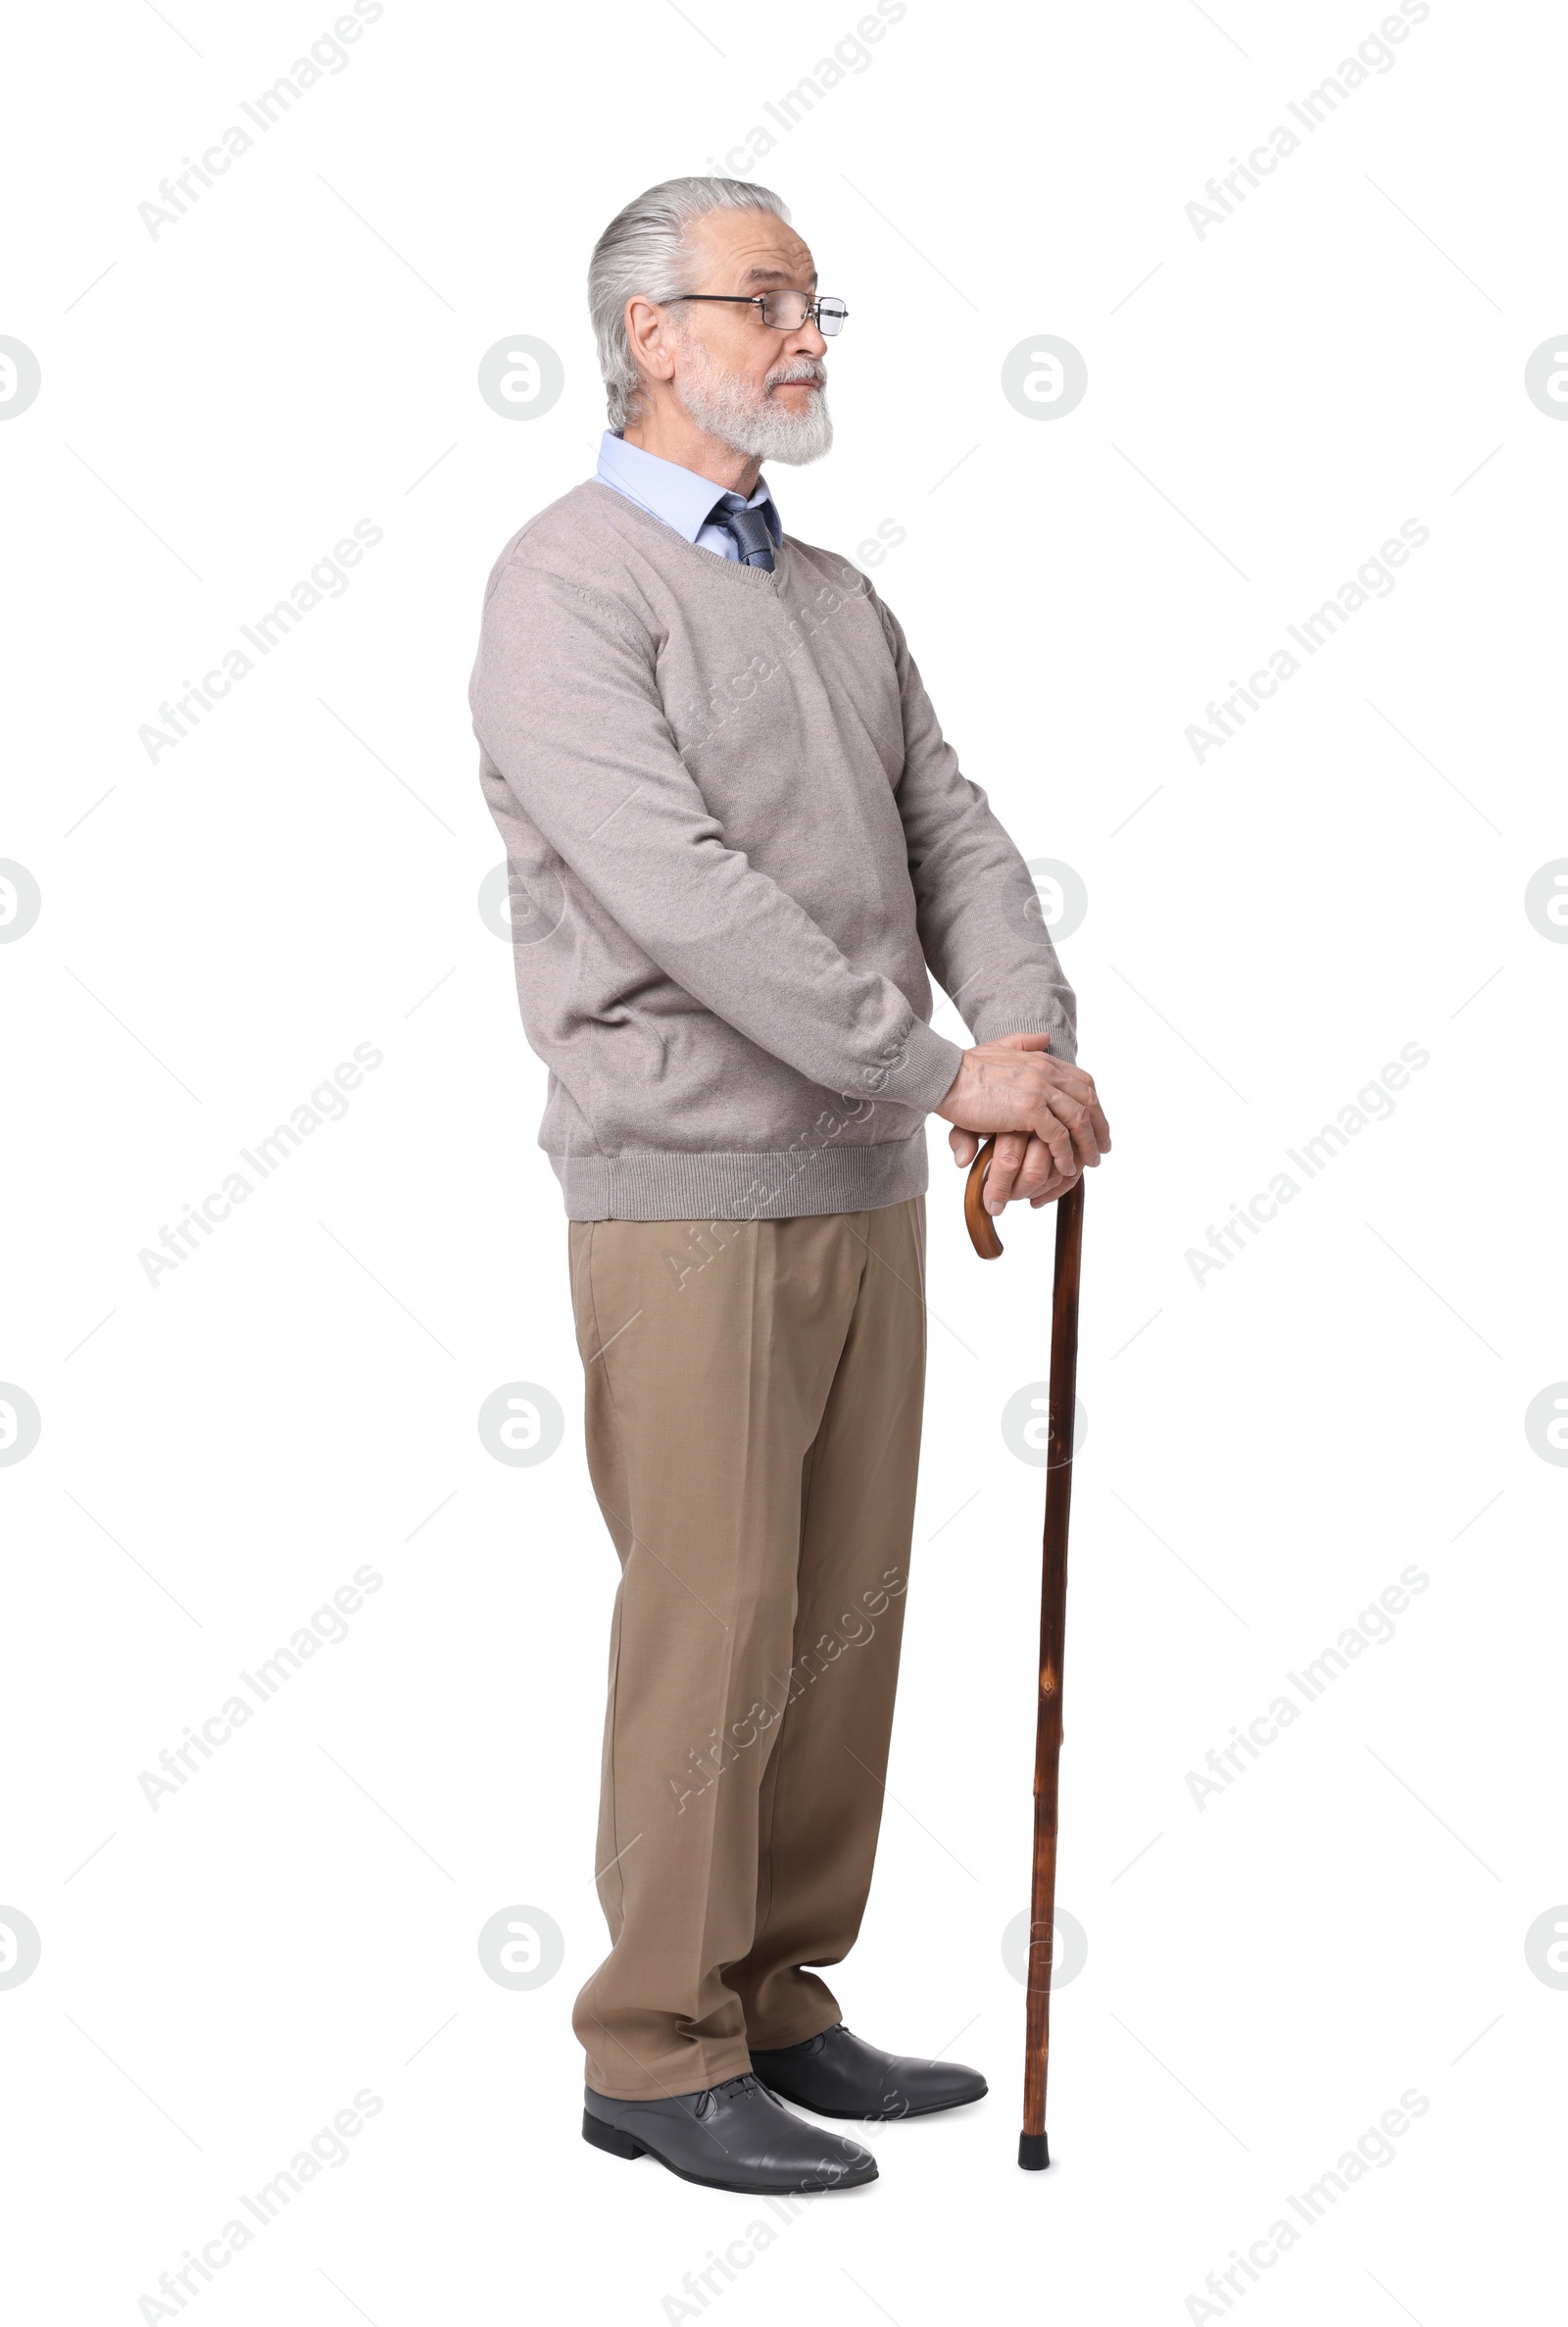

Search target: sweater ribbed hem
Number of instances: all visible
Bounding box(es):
[554,1132,930,1221]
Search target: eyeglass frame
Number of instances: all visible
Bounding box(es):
[664,291,849,334]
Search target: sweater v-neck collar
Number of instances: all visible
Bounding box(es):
[584,478,786,590]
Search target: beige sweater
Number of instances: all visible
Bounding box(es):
[469,480,1075,1220]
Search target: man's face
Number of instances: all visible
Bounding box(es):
[662,209,833,465]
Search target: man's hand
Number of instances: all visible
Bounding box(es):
[935,1032,1110,1214]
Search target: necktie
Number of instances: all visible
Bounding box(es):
[710,498,776,571]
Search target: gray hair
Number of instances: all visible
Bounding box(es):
[588,175,791,430]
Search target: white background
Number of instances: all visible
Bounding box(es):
[4,1,1565,2320]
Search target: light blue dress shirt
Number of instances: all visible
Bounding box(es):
[594,429,783,560]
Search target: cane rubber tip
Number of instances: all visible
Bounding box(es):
[1018,2130,1050,2171]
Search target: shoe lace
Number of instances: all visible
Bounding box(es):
[696,2072,767,2117]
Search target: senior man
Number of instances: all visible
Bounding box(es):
[470,175,1109,2196]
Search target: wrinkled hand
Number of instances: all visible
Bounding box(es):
[935,1032,1110,1213]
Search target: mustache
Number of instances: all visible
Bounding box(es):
[765,360,827,390]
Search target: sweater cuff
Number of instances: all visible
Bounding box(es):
[891,1019,966,1114]
[969,1012,1077,1065]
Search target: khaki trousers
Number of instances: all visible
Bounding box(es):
[566,1197,927,2101]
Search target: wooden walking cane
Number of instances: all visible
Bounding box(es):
[963,1138,1084,2171]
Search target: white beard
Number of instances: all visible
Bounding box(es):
[673,336,834,465]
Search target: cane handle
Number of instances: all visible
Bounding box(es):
[963,1136,1004,1260]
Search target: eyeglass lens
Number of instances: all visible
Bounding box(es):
[760,293,848,334]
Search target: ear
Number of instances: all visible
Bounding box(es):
[624,294,676,388]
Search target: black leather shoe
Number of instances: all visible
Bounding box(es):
[750,2022,988,2120]
[582,2072,877,2194]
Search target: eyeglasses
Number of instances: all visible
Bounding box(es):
[667,291,849,336]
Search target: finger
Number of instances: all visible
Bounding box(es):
[949,1126,980,1166]
[1043,1062,1111,1152]
[983,1129,1029,1213]
[1011,1132,1058,1204]
[1029,1169,1081,1208]
[1027,1106,1077,1180]
[1043,1086,1102,1171]
[993,1029,1053,1053]
[1028,1159,1082,1207]
[983,1130,1029,1212]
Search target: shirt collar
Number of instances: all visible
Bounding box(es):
[597,430,782,548]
